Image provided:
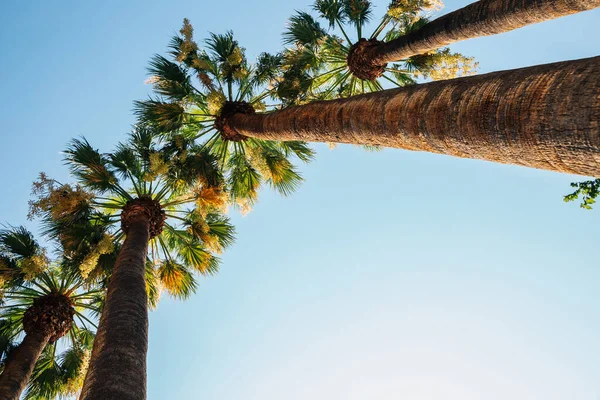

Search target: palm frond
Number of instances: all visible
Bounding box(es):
[283,12,327,46]
[227,153,262,204]
[0,226,40,259]
[133,99,187,133]
[64,138,119,193]
[315,0,345,27]
[147,55,194,100]
[157,260,197,299]
[342,0,373,30]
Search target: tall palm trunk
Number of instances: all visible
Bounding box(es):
[230,56,600,177]
[370,0,600,64]
[79,215,150,400]
[0,330,51,400]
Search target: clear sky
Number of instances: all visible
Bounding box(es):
[1,1,599,399]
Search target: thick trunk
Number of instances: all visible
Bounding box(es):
[230,56,600,177]
[372,0,600,64]
[79,216,150,400]
[0,330,51,400]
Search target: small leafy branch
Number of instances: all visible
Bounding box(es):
[564,179,600,209]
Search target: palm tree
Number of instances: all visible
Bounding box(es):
[0,268,101,400]
[344,0,600,72]
[280,0,476,99]
[0,226,101,399]
[135,22,315,211]
[219,55,600,177]
[29,126,235,400]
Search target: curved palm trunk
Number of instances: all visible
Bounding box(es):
[79,215,150,400]
[0,330,51,400]
[230,56,600,176]
[370,0,600,64]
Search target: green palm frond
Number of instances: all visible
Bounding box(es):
[147,55,194,100]
[342,0,373,29]
[0,226,47,286]
[157,260,197,299]
[134,99,187,133]
[227,153,262,205]
[254,53,284,87]
[205,31,238,62]
[168,147,223,189]
[64,138,120,194]
[314,0,345,27]
[109,143,143,180]
[283,11,328,46]
[254,144,304,196]
[0,226,40,260]
[164,226,218,275]
[278,141,316,163]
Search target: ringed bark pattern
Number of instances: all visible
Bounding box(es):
[228,56,600,177]
[79,216,150,400]
[372,0,600,63]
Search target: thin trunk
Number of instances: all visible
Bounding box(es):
[230,56,600,177]
[79,215,150,400]
[372,0,600,64]
[0,330,51,400]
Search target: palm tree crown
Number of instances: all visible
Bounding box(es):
[0,265,100,399]
[279,0,477,98]
[29,126,235,302]
[135,21,315,211]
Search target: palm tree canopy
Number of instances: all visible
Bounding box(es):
[135,21,315,209]
[0,267,100,399]
[279,0,477,99]
[28,125,236,304]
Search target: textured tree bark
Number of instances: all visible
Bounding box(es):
[0,330,51,400]
[79,216,150,400]
[230,56,600,177]
[371,0,600,64]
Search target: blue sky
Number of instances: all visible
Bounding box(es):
[1,1,599,399]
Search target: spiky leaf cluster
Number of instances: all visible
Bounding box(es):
[0,227,49,293]
[29,126,236,305]
[282,0,478,99]
[135,21,315,210]
[0,267,100,399]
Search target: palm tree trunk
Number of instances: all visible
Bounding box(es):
[79,215,150,400]
[0,330,51,400]
[230,56,600,177]
[371,0,600,64]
